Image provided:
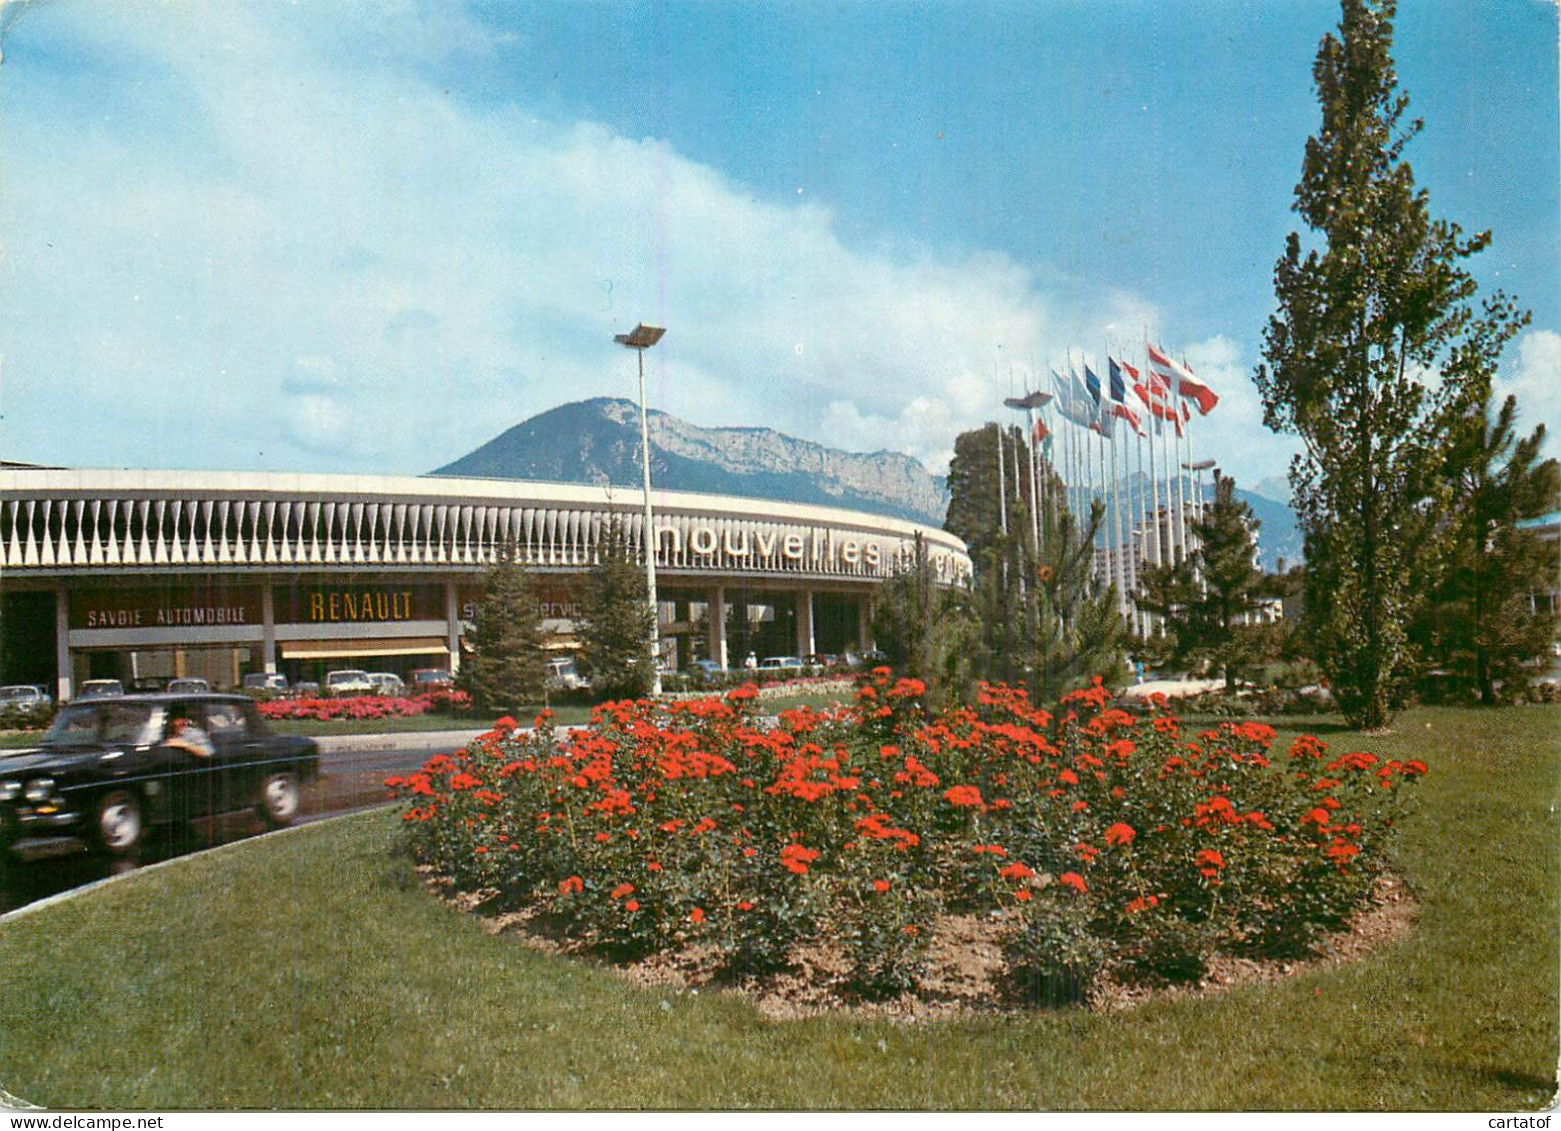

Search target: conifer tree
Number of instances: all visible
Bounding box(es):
[870,533,979,710]
[1414,396,1559,704]
[1254,0,1528,728]
[577,515,654,701]
[944,421,1128,703]
[459,539,546,713]
[1136,474,1277,694]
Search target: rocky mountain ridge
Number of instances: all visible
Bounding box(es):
[431,398,951,526]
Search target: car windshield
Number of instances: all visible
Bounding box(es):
[327,672,366,686]
[42,702,165,747]
[0,686,35,701]
[415,671,451,683]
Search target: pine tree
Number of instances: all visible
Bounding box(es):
[1136,474,1277,694]
[577,515,654,701]
[870,533,979,710]
[1253,0,1528,728]
[1414,397,1559,704]
[944,421,1128,703]
[459,539,546,714]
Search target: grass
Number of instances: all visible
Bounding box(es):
[0,705,1555,1109]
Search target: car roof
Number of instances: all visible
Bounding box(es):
[68,692,251,705]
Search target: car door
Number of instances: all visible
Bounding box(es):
[199,700,256,816]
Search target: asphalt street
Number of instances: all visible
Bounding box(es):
[0,728,486,917]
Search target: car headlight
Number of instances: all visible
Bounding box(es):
[23,777,55,802]
[0,780,19,802]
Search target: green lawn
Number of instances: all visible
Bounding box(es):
[0,705,1555,1110]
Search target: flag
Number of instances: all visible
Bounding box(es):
[1032,418,1049,445]
[1107,358,1146,435]
[1003,391,1053,410]
[1083,366,1117,439]
[1147,343,1219,415]
[1108,357,1137,403]
[1051,370,1098,431]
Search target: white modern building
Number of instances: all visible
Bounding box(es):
[0,467,971,700]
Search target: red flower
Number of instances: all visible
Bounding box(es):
[558,875,584,895]
[999,861,1035,881]
[689,907,706,924]
[1104,822,1136,847]
[873,879,892,893]
[1014,889,1033,902]
[610,883,635,900]
[1195,849,1226,879]
[624,900,640,912]
[943,784,985,808]
[1058,872,1088,894]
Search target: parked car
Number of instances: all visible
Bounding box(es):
[166,678,210,694]
[241,672,291,696]
[75,679,124,700]
[0,685,52,711]
[130,677,171,693]
[685,659,726,687]
[409,668,455,693]
[292,680,321,699]
[323,670,375,697]
[758,656,805,672]
[544,657,587,692]
[0,692,320,857]
[367,672,407,697]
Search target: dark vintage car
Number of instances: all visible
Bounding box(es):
[0,693,319,858]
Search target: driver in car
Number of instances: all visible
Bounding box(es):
[164,708,215,758]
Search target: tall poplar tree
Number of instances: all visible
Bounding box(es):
[1254,0,1527,728]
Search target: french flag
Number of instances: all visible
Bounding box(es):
[1147,344,1219,415]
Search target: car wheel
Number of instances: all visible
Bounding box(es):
[256,771,301,828]
[94,790,144,856]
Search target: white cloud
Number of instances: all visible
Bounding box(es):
[1498,330,1561,454]
[1,4,1178,480]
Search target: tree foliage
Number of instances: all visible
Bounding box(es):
[1412,397,1559,704]
[577,515,654,701]
[1254,0,1528,728]
[459,540,546,713]
[871,533,980,710]
[1136,474,1279,694]
[944,421,1129,704]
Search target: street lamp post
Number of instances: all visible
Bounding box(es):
[614,323,667,695]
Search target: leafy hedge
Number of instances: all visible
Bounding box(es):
[388,671,1422,1002]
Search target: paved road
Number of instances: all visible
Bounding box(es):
[0,729,488,917]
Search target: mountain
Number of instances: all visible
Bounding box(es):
[430,398,951,526]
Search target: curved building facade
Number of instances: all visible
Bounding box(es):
[0,468,970,698]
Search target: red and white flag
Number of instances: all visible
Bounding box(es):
[1148,343,1219,415]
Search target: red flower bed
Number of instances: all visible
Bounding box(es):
[259,690,471,722]
[387,670,1422,1001]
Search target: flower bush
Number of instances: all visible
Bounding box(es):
[387,670,1423,1003]
[259,689,471,722]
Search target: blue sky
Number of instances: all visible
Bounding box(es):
[1,0,1555,497]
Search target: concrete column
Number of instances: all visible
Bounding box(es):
[55,585,72,702]
[858,595,872,652]
[261,581,278,673]
[445,580,461,674]
[708,586,728,670]
[796,588,815,659]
